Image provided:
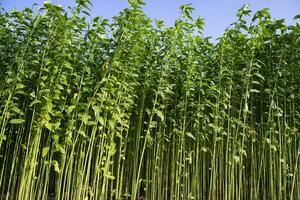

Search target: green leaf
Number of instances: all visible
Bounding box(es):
[67,105,76,114]
[79,113,91,125]
[145,108,151,116]
[294,14,300,20]
[87,121,97,126]
[52,160,60,173]
[10,119,25,124]
[92,105,100,115]
[44,122,53,131]
[109,120,115,129]
[251,80,260,85]
[275,111,282,117]
[16,83,25,90]
[250,89,260,93]
[237,4,251,18]
[42,147,50,157]
[186,132,196,140]
[52,134,59,143]
[155,109,164,121]
[56,84,64,90]
[104,172,115,180]
[11,106,24,115]
[55,144,66,154]
[0,134,7,141]
[29,91,36,98]
[98,117,105,125]
[233,155,240,163]
[253,72,265,81]
[82,10,90,16]
[6,78,14,84]
[201,147,208,152]
[78,130,89,139]
[195,17,205,30]
[180,4,194,20]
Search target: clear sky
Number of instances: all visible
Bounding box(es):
[1,0,300,38]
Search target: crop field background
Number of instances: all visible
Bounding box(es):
[0,0,299,199]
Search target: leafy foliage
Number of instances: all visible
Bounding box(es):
[0,1,299,200]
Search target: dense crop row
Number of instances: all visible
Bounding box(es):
[0,1,299,199]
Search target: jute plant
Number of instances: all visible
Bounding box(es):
[0,1,299,200]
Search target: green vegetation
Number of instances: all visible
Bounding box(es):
[0,1,299,199]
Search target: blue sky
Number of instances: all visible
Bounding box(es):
[1,0,300,38]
